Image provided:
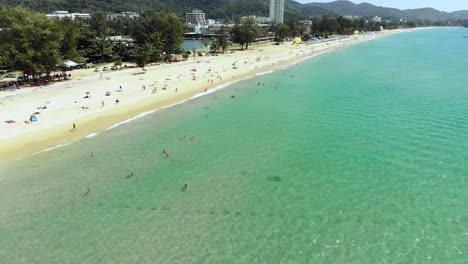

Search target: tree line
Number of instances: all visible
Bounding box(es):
[0,8,185,81]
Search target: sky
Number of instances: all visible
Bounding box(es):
[295,0,468,12]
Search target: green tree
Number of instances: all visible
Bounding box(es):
[337,17,353,34]
[274,23,290,42]
[92,38,114,62]
[231,17,262,50]
[89,12,108,38]
[0,54,12,71]
[211,26,228,53]
[322,16,338,34]
[210,40,220,53]
[311,17,323,35]
[0,7,63,80]
[146,32,166,52]
[217,26,229,53]
[132,45,150,68]
[113,40,130,61]
[76,20,96,58]
[58,17,83,61]
[134,12,185,56]
[143,41,161,62]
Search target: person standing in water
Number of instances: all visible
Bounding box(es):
[162,149,170,157]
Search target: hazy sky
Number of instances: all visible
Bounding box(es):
[295,0,468,12]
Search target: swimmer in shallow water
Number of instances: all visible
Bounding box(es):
[162,149,170,157]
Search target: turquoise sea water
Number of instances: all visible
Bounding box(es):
[1,28,467,263]
[182,39,209,50]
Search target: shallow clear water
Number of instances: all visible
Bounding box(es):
[1,28,468,263]
[182,39,209,50]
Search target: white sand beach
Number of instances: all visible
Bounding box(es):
[0,29,418,161]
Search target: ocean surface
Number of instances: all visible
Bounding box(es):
[1,28,468,263]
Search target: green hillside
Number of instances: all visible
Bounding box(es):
[307,1,402,18]
[0,0,466,21]
[0,0,331,20]
[306,0,468,21]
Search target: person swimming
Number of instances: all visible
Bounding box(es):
[183,182,189,191]
[84,187,91,195]
[162,149,169,157]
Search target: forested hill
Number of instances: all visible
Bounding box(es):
[0,0,466,21]
[306,0,468,21]
[0,0,331,20]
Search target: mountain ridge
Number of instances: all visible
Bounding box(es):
[305,1,468,20]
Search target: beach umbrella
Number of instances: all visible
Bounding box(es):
[293,37,302,44]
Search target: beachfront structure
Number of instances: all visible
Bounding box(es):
[269,0,285,24]
[46,11,91,20]
[344,15,360,20]
[106,36,135,46]
[299,20,312,34]
[106,12,140,21]
[186,9,207,25]
[256,16,271,24]
[372,16,382,23]
[185,20,229,36]
[241,16,271,24]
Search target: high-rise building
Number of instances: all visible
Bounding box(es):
[269,0,285,24]
[186,9,207,25]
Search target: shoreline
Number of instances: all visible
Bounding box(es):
[0,28,427,164]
